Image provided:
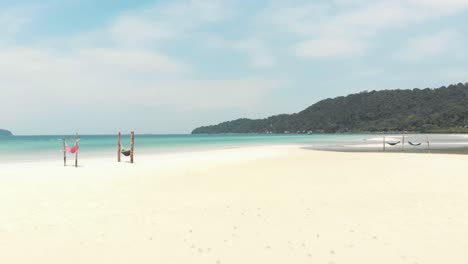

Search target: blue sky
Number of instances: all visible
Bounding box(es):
[2,0,468,134]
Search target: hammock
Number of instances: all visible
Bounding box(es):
[386,141,400,146]
[408,141,422,146]
[120,143,131,156]
[121,149,131,157]
[65,143,79,154]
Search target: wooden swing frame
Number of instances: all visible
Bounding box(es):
[63,133,79,167]
[117,131,135,163]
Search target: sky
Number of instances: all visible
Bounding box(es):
[1,0,468,135]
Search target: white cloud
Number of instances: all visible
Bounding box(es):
[108,0,236,47]
[243,50,275,68]
[2,0,468,133]
[262,0,468,59]
[441,69,468,83]
[294,37,366,58]
[259,2,330,36]
[0,0,284,134]
[396,30,465,61]
[0,6,37,45]
[207,36,276,68]
[234,39,276,68]
[408,0,468,15]
[0,44,281,133]
[110,16,175,46]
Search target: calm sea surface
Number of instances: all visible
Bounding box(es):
[1,134,467,163]
[0,134,363,163]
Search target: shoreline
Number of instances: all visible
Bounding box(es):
[0,144,300,167]
[3,140,468,165]
[308,145,468,155]
[0,143,304,165]
[2,133,468,164]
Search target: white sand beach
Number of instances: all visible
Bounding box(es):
[1,145,468,263]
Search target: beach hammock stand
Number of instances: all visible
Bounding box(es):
[117,131,134,163]
[63,133,80,167]
[382,136,401,152]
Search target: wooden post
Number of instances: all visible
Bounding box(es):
[402,134,405,152]
[426,135,431,153]
[75,133,79,168]
[118,132,121,162]
[130,131,135,164]
[383,136,386,152]
[63,137,67,166]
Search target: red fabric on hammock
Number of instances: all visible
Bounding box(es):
[65,144,79,154]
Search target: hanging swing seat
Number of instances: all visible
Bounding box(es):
[120,143,131,157]
[121,149,131,157]
[65,144,79,154]
[386,141,401,146]
[408,141,422,146]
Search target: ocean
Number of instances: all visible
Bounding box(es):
[1,133,468,163]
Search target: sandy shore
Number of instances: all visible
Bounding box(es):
[1,145,468,263]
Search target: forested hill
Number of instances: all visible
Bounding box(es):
[0,129,13,136]
[192,82,468,134]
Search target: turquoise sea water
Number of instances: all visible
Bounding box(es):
[0,134,364,163]
[1,133,468,163]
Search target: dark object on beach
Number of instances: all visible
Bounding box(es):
[386,141,400,146]
[408,141,422,146]
[121,149,131,156]
[117,131,135,163]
